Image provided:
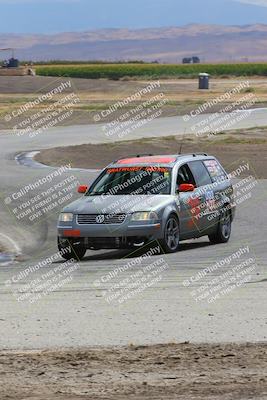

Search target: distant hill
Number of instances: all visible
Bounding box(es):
[1,24,267,62]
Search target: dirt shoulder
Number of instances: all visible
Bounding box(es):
[1,343,266,400]
[35,132,267,178]
[1,76,267,129]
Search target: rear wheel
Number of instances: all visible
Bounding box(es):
[58,237,86,261]
[160,215,180,253]
[209,208,232,244]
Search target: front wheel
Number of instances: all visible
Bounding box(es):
[58,238,86,261]
[209,209,232,244]
[160,215,180,253]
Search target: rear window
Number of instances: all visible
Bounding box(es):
[204,159,228,183]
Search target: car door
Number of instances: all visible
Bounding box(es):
[187,160,214,234]
[175,163,204,239]
[202,158,233,231]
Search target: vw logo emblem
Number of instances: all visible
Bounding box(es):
[96,215,105,224]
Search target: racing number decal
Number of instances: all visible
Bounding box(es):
[205,189,216,211]
[186,190,215,228]
[187,195,201,228]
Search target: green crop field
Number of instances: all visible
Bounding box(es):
[36,63,267,80]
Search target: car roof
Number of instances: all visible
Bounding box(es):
[110,154,214,168]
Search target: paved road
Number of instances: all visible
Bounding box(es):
[2,107,267,143]
[0,114,266,349]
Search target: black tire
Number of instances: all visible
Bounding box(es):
[160,215,180,253]
[209,208,232,244]
[58,238,86,261]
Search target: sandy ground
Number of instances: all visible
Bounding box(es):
[36,132,267,178]
[1,343,266,400]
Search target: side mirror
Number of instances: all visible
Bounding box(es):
[77,185,88,194]
[178,183,195,192]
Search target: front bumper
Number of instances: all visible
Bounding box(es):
[57,214,162,249]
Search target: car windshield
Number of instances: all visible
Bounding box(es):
[87,166,172,196]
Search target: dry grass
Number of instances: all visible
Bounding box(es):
[1,76,267,129]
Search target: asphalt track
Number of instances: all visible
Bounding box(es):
[0,112,266,349]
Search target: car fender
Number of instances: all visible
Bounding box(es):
[160,203,180,237]
[219,193,235,221]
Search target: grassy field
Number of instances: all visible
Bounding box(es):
[36,63,267,79]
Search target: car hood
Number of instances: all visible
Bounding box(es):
[62,194,172,214]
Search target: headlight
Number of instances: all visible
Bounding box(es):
[131,211,158,221]
[59,213,73,222]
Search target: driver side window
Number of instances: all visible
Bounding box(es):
[177,164,196,186]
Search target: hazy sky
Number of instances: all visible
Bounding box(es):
[0,0,267,33]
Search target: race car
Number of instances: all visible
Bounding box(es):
[57,153,235,260]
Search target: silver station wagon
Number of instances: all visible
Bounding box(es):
[57,154,235,260]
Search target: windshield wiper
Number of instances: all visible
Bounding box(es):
[87,192,107,196]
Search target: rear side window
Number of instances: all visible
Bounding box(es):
[188,161,212,187]
[204,159,228,183]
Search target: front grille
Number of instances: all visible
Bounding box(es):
[77,213,126,225]
[87,237,123,249]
